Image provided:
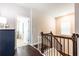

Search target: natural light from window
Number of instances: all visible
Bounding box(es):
[0,17,7,24]
[60,15,71,35]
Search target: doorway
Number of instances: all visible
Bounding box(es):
[16,16,30,47]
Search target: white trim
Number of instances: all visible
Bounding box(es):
[30,42,41,46]
[30,8,32,44]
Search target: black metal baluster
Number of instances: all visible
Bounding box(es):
[72,34,77,56]
[47,36,48,56]
[68,39,69,55]
[48,36,50,56]
[45,36,47,56]
[63,39,65,53]
[48,36,49,56]
[41,32,43,53]
[54,37,55,56]
[48,36,51,56]
[56,37,58,56]
[60,38,61,56]
[45,36,46,56]
[51,36,52,56]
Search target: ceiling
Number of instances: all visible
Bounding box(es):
[17,3,74,17]
[0,3,74,18]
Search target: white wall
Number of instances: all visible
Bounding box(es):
[75,3,79,55]
[0,3,31,29]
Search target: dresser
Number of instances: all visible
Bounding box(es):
[0,29,15,56]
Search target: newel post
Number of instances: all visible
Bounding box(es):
[41,32,44,53]
[72,33,77,56]
[50,31,52,48]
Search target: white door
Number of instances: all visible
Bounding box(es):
[16,16,29,45]
[23,17,29,44]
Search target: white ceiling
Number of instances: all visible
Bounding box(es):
[16,3,74,17]
[0,3,74,17]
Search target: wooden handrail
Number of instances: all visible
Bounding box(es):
[42,32,72,40]
[54,35,72,40]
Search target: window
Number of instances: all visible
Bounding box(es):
[56,13,74,35]
[0,17,7,28]
[61,21,71,35]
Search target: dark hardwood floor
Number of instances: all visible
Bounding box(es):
[34,44,50,51]
[15,45,43,56]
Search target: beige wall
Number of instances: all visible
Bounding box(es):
[55,13,75,35]
[32,15,56,44]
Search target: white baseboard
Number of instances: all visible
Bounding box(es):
[30,42,41,46]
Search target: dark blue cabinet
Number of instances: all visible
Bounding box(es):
[0,29,15,56]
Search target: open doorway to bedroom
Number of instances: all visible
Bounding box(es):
[16,16,30,48]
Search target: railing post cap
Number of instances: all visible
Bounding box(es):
[72,33,79,38]
[72,33,76,37]
[50,31,52,33]
[41,32,43,35]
